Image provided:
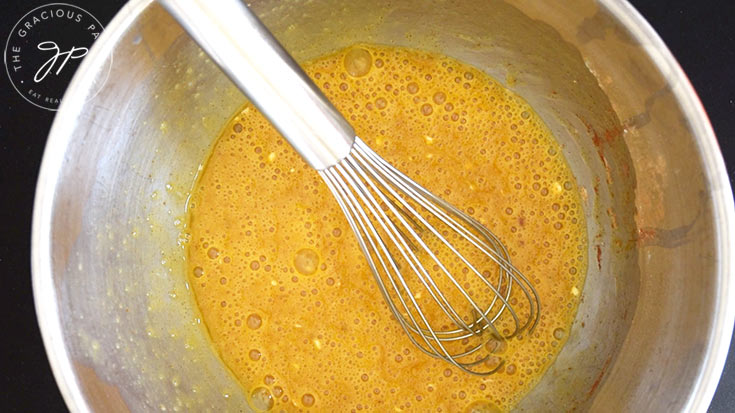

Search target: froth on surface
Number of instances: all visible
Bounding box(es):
[186,44,587,412]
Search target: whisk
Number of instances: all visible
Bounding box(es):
[161,0,540,375]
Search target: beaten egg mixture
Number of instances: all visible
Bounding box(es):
[185,44,587,412]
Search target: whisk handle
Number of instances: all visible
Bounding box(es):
[158,0,356,170]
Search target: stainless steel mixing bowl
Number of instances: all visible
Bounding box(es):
[32,0,735,411]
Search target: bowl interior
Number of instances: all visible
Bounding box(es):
[34,0,731,411]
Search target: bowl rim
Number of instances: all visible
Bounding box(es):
[600,1,735,411]
[31,0,735,411]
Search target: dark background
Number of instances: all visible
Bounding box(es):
[1,0,733,411]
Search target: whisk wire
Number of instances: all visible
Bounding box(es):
[357,142,541,334]
[352,145,527,337]
[346,151,502,336]
[319,137,541,375]
[331,159,502,373]
[335,160,465,348]
[320,164,467,370]
[322,161,494,373]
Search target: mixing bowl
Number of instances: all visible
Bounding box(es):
[32,0,735,411]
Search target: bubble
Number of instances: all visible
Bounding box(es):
[273,386,283,397]
[294,248,319,275]
[485,337,507,354]
[193,266,204,278]
[407,82,419,94]
[250,260,261,270]
[443,368,452,377]
[207,247,219,259]
[433,91,446,104]
[361,373,369,382]
[553,328,566,340]
[247,313,262,329]
[264,374,275,385]
[233,123,243,133]
[506,364,517,375]
[484,355,502,370]
[344,48,372,77]
[302,393,315,407]
[375,97,387,109]
[464,400,502,413]
[332,228,342,237]
[520,111,530,119]
[421,104,433,116]
[251,387,273,411]
[249,349,262,361]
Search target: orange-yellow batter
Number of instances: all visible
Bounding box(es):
[185,44,587,412]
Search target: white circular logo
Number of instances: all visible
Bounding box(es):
[4,3,109,111]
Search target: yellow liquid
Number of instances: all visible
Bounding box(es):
[186,44,587,412]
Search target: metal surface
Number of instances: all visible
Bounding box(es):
[157,0,354,170]
[31,0,735,411]
[321,138,540,376]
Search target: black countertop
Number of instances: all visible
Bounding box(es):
[1,0,733,411]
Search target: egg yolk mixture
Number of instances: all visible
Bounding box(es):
[186,44,587,412]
